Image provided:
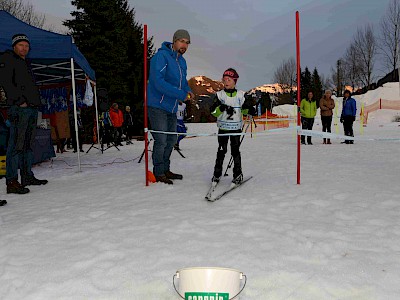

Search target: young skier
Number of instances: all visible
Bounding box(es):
[175,100,187,150]
[210,68,255,185]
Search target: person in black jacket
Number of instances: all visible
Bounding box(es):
[0,34,48,194]
[123,105,134,145]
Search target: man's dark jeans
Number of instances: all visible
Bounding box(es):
[6,106,38,183]
[148,106,177,177]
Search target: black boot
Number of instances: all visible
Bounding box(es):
[165,170,183,180]
[0,200,7,206]
[155,175,173,185]
[21,176,48,187]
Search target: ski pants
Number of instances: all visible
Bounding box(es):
[321,115,332,133]
[301,117,314,144]
[213,129,242,178]
[176,119,186,145]
[343,115,355,143]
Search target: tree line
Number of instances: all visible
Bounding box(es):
[274,0,400,97]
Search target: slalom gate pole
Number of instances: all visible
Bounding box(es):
[360,102,364,135]
[296,11,301,185]
[144,24,149,186]
[335,102,339,134]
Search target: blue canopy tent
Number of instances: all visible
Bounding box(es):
[0,10,99,171]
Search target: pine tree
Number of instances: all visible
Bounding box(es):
[300,67,312,99]
[64,0,154,134]
[311,67,323,107]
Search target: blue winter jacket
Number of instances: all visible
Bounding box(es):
[341,97,357,117]
[147,42,191,113]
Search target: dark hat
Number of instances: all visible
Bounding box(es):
[12,34,30,47]
[223,68,239,82]
[173,29,190,43]
[344,89,352,96]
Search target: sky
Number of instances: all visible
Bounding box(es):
[30,0,392,90]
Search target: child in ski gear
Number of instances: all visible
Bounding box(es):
[175,100,187,150]
[300,91,317,145]
[319,90,335,144]
[210,68,255,185]
[340,90,357,144]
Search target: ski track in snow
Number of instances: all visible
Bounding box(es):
[1,120,400,299]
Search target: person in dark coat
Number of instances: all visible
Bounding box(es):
[123,105,134,145]
[340,90,357,144]
[0,34,48,194]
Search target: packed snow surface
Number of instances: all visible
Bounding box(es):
[1,82,400,299]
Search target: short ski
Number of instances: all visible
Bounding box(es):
[207,176,253,202]
[205,181,220,200]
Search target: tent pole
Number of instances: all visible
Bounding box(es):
[71,58,81,172]
[94,85,100,147]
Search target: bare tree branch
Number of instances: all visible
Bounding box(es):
[273,57,296,93]
[0,0,46,29]
[379,0,400,76]
[353,24,377,89]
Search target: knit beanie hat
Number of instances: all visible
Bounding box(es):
[223,68,239,82]
[12,34,30,47]
[173,29,191,43]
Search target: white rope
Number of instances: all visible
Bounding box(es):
[148,126,298,137]
[148,127,400,142]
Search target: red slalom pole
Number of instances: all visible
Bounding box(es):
[143,24,149,186]
[296,11,301,185]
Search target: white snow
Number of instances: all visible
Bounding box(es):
[1,83,400,299]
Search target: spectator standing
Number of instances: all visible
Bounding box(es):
[340,90,357,144]
[175,100,187,150]
[109,102,124,146]
[0,34,48,194]
[300,91,317,145]
[319,90,335,144]
[123,105,134,145]
[147,29,194,184]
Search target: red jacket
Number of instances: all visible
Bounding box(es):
[109,108,124,127]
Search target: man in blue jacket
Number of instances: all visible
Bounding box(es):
[147,29,194,184]
[340,90,357,144]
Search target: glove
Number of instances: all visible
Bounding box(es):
[352,116,356,122]
[340,117,344,123]
[219,104,227,112]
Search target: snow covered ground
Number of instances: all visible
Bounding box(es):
[1,117,400,299]
[2,82,400,299]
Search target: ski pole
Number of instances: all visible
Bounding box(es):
[223,115,251,176]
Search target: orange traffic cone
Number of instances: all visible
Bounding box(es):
[147,170,156,183]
